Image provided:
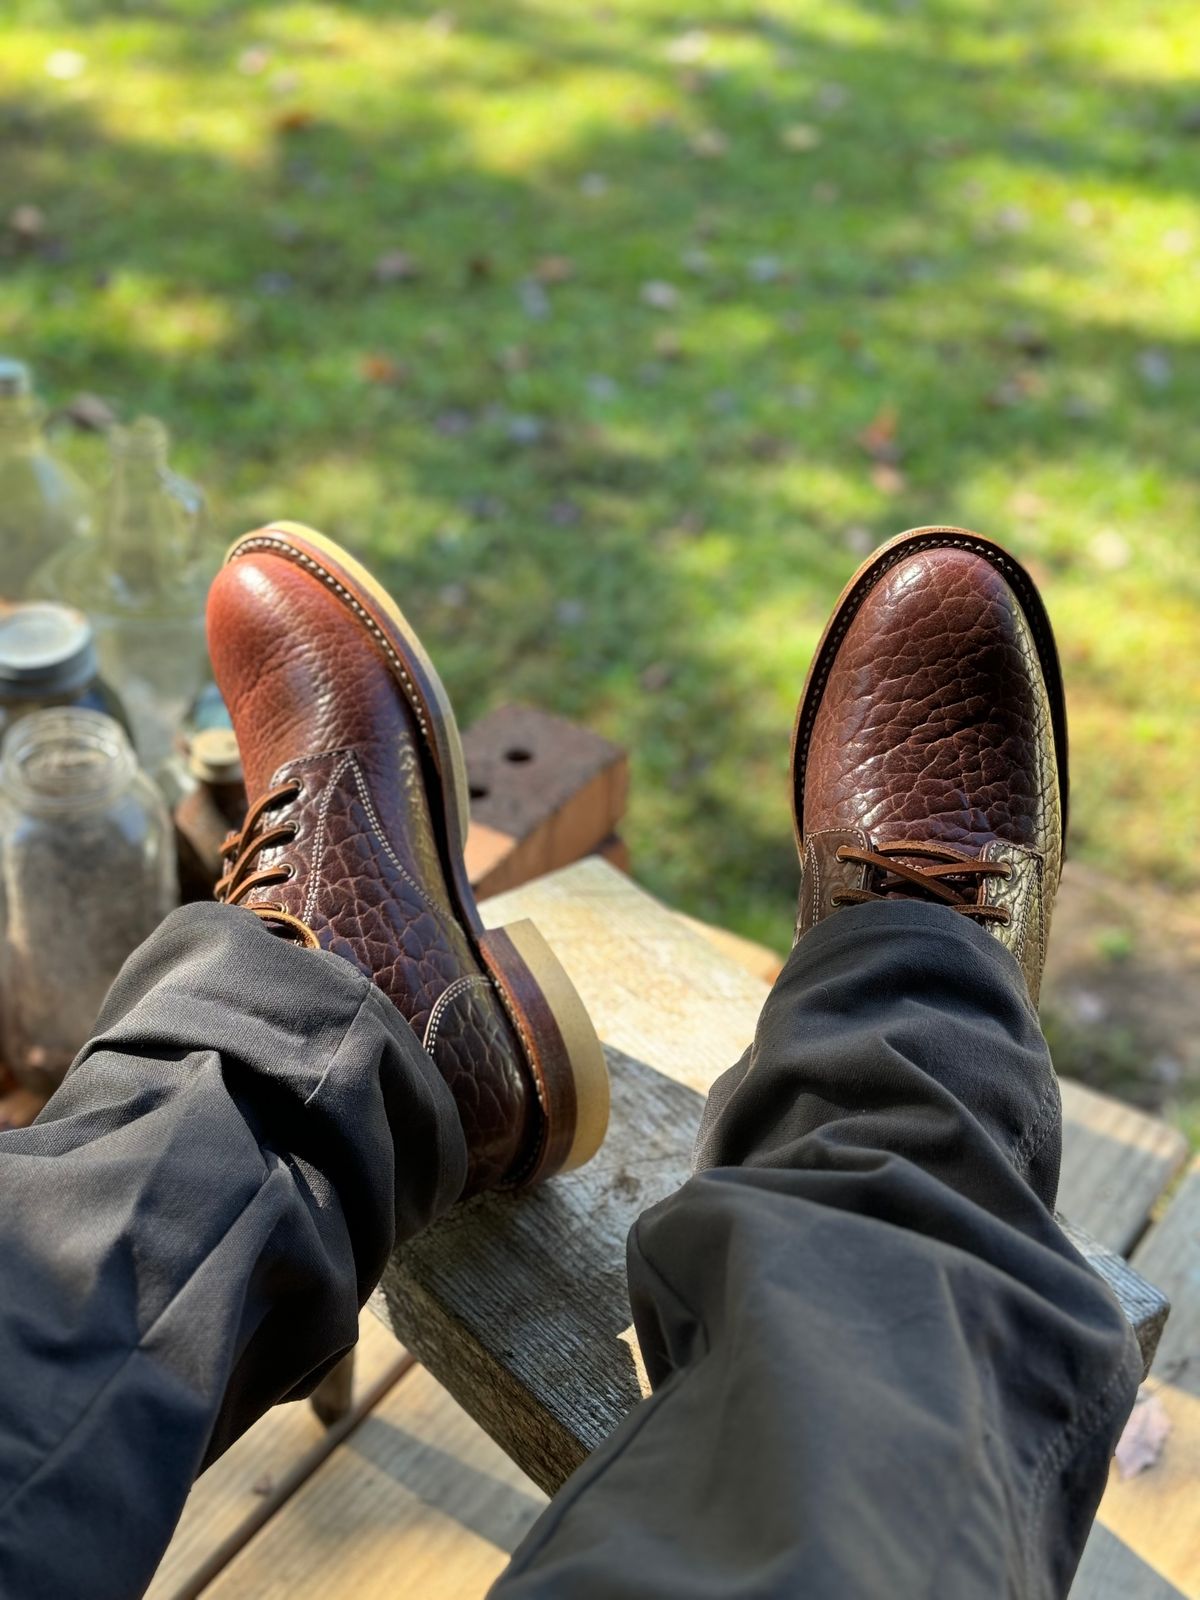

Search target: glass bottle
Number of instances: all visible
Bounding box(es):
[0,358,93,600]
[0,602,130,742]
[37,416,212,776]
[0,708,178,1093]
[174,726,247,902]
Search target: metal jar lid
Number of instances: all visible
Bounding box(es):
[0,603,99,699]
[187,727,243,786]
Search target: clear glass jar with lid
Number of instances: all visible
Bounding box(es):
[0,707,178,1093]
[0,602,130,743]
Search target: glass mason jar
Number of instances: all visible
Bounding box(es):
[0,708,178,1093]
[0,602,130,744]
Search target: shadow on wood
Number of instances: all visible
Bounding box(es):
[378,1046,694,1495]
[377,1045,1167,1498]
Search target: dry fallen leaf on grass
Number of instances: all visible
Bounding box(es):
[690,128,729,159]
[871,462,907,495]
[8,204,46,243]
[272,106,316,135]
[1115,1389,1172,1480]
[857,404,901,462]
[373,249,421,284]
[534,254,574,284]
[359,353,407,386]
[640,279,680,311]
[781,123,823,152]
[62,392,118,431]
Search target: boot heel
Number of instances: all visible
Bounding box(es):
[478,920,609,1184]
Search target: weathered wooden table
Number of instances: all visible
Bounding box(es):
[149,860,1197,1600]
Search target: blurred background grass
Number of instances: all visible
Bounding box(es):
[2,0,1198,1122]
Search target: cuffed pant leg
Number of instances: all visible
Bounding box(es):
[493,903,1139,1600]
[0,902,466,1600]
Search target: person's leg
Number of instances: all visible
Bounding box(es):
[493,903,1138,1600]
[0,900,465,1600]
[494,528,1140,1600]
[0,521,608,1599]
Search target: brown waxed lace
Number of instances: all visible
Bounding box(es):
[832,842,1013,925]
[215,779,320,949]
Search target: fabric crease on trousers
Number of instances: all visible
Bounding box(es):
[0,899,1138,1600]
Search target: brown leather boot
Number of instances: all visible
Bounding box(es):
[206,521,609,1195]
[791,525,1068,1002]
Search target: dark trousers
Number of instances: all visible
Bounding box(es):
[0,900,1138,1599]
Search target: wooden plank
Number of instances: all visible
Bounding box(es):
[673,909,785,986]
[1073,1526,1185,1600]
[478,857,767,1093]
[379,1043,697,1493]
[146,1313,411,1600]
[200,1363,547,1600]
[376,859,1175,1495]
[1058,1079,1187,1256]
[1074,1159,1200,1600]
[1056,1217,1169,1379]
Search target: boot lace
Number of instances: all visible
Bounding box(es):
[832,841,1013,925]
[215,779,318,948]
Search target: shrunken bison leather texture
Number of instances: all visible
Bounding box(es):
[791,527,1068,1003]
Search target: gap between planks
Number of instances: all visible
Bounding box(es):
[1072,1158,1200,1600]
[147,1313,415,1600]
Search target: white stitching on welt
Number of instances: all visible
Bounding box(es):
[423,974,490,1053]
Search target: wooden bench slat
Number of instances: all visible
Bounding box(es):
[1073,1158,1200,1600]
[1057,1080,1187,1256]
[147,1314,409,1600]
[378,860,1175,1494]
[200,1365,546,1600]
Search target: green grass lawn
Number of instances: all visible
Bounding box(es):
[3,0,1198,960]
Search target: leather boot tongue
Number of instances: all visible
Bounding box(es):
[867,840,984,906]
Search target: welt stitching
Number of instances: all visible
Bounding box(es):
[230,535,430,739]
[423,974,490,1054]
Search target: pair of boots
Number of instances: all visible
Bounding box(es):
[207,521,1066,1202]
